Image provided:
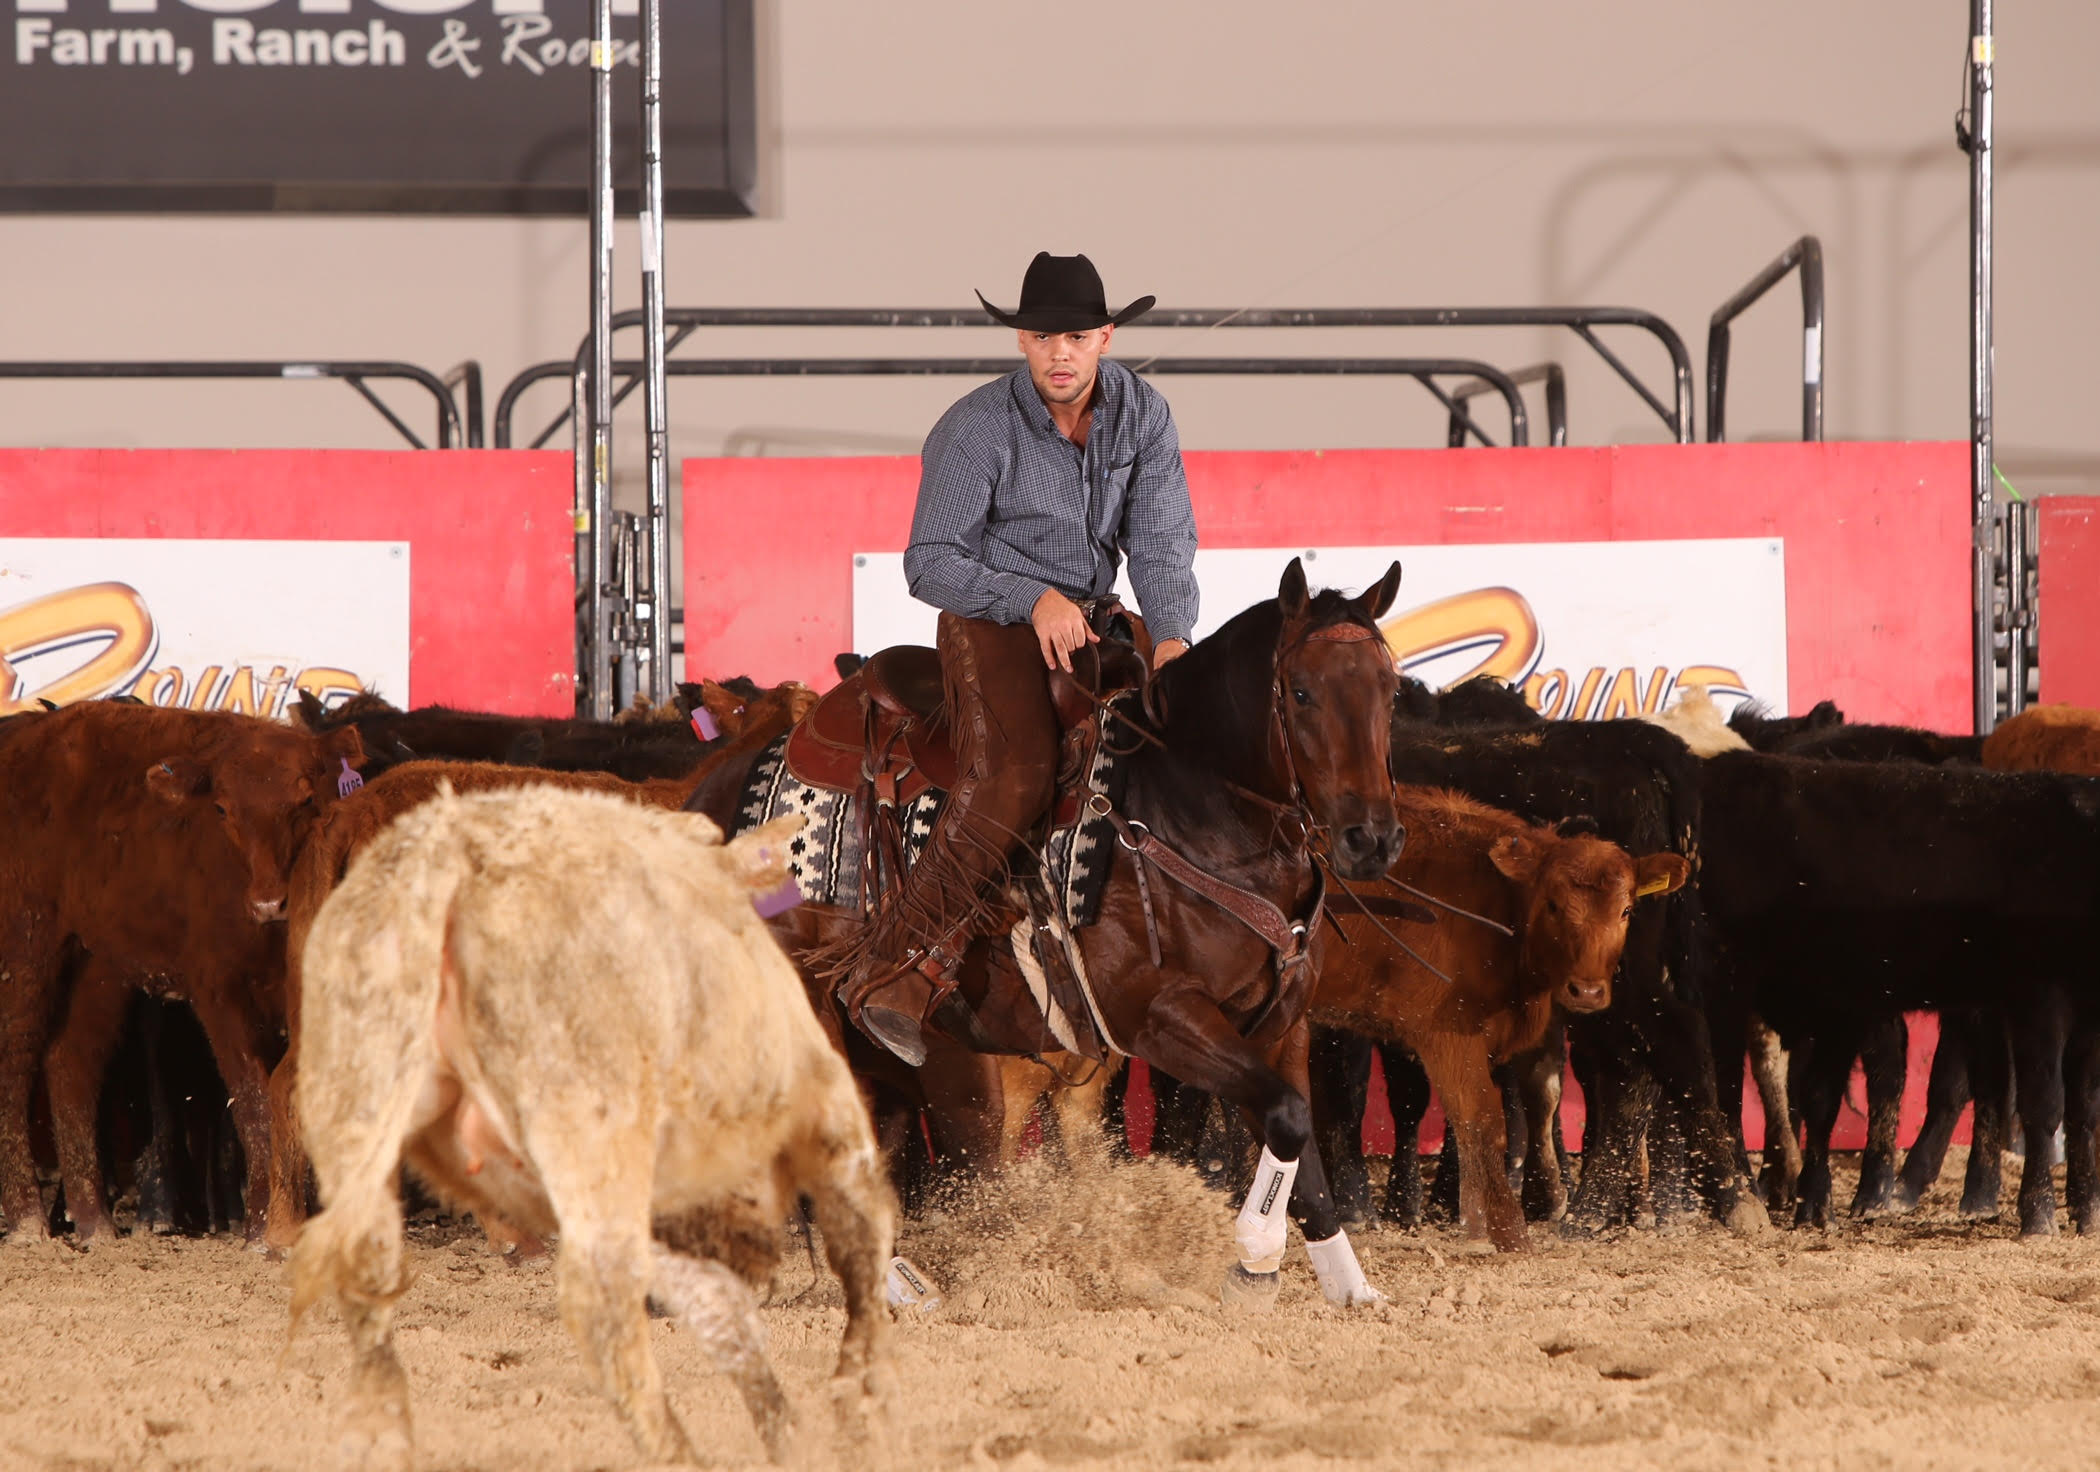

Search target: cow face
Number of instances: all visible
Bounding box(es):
[1492,834,1690,1013]
[146,725,367,922]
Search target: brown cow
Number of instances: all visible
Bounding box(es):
[263,680,809,1252]
[1983,703,2100,775]
[1312,786,1689,1252]
[291,788,891,1466]
[0,702,364,1241]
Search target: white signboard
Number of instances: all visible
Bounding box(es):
[0,539,410,718]
[852,539,1787,720]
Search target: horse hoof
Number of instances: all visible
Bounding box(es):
[1219,1265,1280,1312]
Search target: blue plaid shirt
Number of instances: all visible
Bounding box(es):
[903,359,1199,644]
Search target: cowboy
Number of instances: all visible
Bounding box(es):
[837,252,1199,1065]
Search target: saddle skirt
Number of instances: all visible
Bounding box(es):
[736,684,1142,1061]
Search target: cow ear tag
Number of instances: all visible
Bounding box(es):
[337,758,365,798]
[692,708,721,741]
[1634,874,1672,898]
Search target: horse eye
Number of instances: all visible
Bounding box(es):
[1292,688,1312,707]
[1621,906,1633,920]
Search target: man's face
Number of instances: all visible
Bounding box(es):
[1019,324,1115,409]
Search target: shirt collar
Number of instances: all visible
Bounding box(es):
[1008,359,1124,441]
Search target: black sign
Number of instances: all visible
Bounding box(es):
[1,0,754,215]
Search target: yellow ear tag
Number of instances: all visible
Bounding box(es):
[1634,875,1673,899]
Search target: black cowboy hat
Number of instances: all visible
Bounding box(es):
[976,252,1155,333]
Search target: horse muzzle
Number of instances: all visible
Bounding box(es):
[1331,811,1405,882]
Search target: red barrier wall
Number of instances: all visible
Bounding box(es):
[0,449,575,714]
[2040,498,2100,707]
[686,442,1970,727]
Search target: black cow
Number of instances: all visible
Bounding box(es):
[1698,751,2100,1236]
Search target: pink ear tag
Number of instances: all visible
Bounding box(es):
[753,877,803,917]
[692,708,722,741]
[337,758,364,797]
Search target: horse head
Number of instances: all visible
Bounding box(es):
[1271,558,1406,880]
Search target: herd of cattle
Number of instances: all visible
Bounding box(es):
[4,649,2100,1461]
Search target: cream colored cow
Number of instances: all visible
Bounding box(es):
[289,787,891,1469]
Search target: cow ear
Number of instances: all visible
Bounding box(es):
[1489,834,1541,884]
[1277,557,1310,620]
[1556,815,1601,839]
[1809,699,1844,730]
[1358,561,1403,620]
[146,756,209,802]
[725,814,806,890]
[322,726,367,771]
[1633,852,1692,898]
[291,690,327,729]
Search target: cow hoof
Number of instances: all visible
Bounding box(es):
[1722,1195,1772,1237]
[1219,1265,1280,1312]
[336,1423,411,1472]
[2020,1213,2059,1240]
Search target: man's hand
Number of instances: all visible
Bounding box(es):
[1153,638,1189,671]
[1031,588,1099,672]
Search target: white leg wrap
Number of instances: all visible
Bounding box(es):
[884,1255,942,1313]
[1233,1147,1299,1274]
[1305,1229,1384,1307]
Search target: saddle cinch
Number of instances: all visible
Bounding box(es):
[782,636,1149,826]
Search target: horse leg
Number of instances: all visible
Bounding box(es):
[1130,988,1371,1308]
[1307,1026,1373,1229]
[1378,1042,1430,1228]
[1897,1008,1973,1211]
[914,1034,1004,1187]
[1851,1012,1908,1217]
[1269,1018,1381,1304]
[1046,1056,1116,1175]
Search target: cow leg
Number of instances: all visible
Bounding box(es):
[2012,992,2072,1239]
[185,992,276,1242]
[795,1098,898,1440]
[1307,1027,1374,1228]
[2063,1024,2100,1236]
[1634,991,1764,1235]
[1851,1013,1908,1217]
[649,1246,791,1462]
[264,1047,310,1254]
[1562,1025,1657,1235]
[1896,1010,1973,1211]
[1961,1014,2014,1219]
[1792,1026,1861,1231]
[1378,1042,1430,1228]
[41,958,133,1242]
[1426,1125,1461,1222]
[0,929,67,1239]
[1415,1034,1527,1252]
[1515,1040,1568,1222]
[1746,1016,1800,1211]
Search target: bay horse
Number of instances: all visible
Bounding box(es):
[688,559,1405,1306]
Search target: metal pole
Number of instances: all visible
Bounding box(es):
[639,0,672,704]
[1969,0,1996,735]
[586,0,617,719]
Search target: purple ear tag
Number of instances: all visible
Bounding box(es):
[753,877,803,918]
[692,707,722,741]
[337,758,364,797]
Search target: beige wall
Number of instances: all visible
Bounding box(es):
[3,1,2095,510]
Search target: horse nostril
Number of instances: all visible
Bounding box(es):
[1340,825,1372,855]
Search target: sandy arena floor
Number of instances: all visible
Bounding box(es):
[5,1150,2100,1471]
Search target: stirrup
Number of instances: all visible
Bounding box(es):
[838,950,953,1068]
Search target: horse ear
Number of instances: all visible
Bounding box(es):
[1278,557,1310,619]
[1360,561,1403,620]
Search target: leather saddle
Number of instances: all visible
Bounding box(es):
[784,638,1149,816]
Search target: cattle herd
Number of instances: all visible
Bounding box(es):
[4,594,2100,1467]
